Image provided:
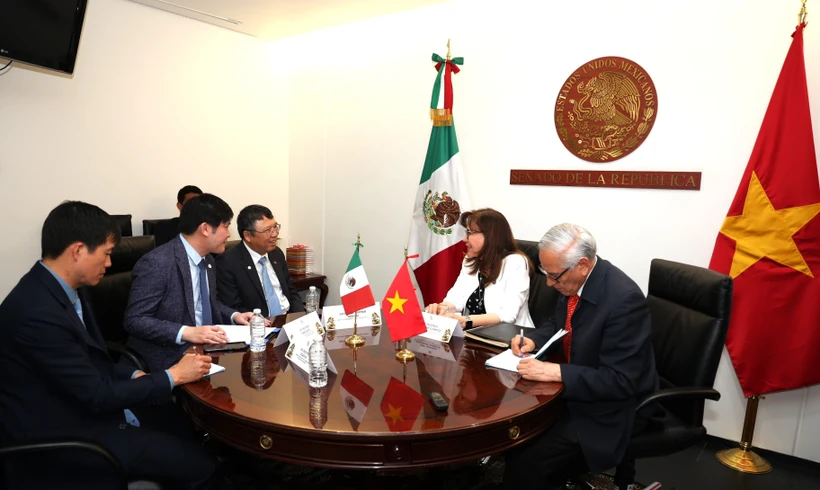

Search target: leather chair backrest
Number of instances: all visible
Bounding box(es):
[106,236,156,276]
[84,272,134,344]
[224,240,241,252]
[110,214,132,237]
[142,219,162,236]
[647,258,732,424]
[515,239,559,328]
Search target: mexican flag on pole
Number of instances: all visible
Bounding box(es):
[340,246,375,315]
[406,52,471,305]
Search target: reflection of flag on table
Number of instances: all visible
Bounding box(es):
[382,260,427,342]
[380,376,424,432]
[340,369,374,431]
[340,247,375,315]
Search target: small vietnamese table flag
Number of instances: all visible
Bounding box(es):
[340,240,375,315]
[380,376,424,432]
[709,23,820,397]
[382,258,427,342]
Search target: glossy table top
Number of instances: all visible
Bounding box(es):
[183,319,562,437]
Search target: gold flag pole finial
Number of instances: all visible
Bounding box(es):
[799,0,808,24]
[446,39,451,61]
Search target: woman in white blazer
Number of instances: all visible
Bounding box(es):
[425,208,535,329]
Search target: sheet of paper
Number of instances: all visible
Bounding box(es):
[206,363,226,377]
[485,329,568,373]
[417,312,463,342]
[218,324,274,345]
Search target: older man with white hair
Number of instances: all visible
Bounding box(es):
[506,223,658,490]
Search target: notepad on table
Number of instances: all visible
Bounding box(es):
[485,329,568,373]
[205,363,226,377]
[218,325,275,344]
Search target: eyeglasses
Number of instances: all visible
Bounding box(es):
[464,229,483,237]
[253,223,281,236]
[539,266,570,283]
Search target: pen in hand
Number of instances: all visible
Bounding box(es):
[519,328,525,358]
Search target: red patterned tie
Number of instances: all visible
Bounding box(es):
[563,294,580,363]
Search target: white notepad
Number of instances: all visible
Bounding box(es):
[206,363,226,377]
[485,329,568,373]
[217,324,275,344]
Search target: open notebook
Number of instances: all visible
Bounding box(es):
[217,325,276,344]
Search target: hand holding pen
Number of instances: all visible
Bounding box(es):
[511,332,535,357]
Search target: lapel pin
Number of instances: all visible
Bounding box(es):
[207,263,212,269]
[248,266,252,270]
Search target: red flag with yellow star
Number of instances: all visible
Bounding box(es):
[710,23,820,396]
[382,260,427,342]
[380,376,424,432]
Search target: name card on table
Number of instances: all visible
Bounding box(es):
[417,312,463,342]
[406,336,464,362]
[273,312,337,374]
[322,304,382,331]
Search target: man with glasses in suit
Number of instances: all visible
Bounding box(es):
[216,205,305,317]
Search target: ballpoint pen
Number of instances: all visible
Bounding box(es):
[519,328,525,357]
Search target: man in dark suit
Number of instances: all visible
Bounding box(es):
[153,185,202,247]
[216,205,305,316]
[0,201,215,489]
[507,223,658,490]
[125,194,254,373]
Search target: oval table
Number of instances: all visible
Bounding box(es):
[181,322,563,470]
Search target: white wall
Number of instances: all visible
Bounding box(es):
[0,0,290,298]
[282,0,820,463]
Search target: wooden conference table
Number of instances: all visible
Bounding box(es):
[180,314,563,470]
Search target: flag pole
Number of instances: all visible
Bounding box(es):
[395,246,416,363]
[716,395,772,473]
[345,234,366,348]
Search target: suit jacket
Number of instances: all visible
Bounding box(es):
[216,243,305,316]
[0,263,171,447]
[125,236,236,372]
[152,217,179,247]
[529,257,658,472]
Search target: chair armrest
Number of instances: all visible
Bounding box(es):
[0,438,127,489]
[637,387,721,412]
[105,341,149,373]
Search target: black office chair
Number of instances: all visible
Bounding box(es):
[111,214,133,237]
[142,219,162,236]
[515,239,560,328]
[85,236,156,371]
[614,258,733,487]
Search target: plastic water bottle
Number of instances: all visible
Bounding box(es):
[249,308,266,352]
[308,336,328,387]
[305,286,319,313]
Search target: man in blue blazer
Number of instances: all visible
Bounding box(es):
[507,223,658,490]
[125,194,254,373]
[0,201,215,489]
[216,205,305,316]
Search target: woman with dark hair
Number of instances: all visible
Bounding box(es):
[425,208,534,329]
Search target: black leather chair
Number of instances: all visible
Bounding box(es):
[516,239,560,328]
[142,219,162,236]
[85,236,156,370]
[111,214,133,237]
[614,258,733,486]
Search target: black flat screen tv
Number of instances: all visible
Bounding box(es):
[0,0,89,74]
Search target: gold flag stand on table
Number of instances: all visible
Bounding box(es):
[345,310,365,348]
[716,395,772,474]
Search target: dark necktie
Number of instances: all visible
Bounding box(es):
[563,295,580,363]
[198,258,213,325]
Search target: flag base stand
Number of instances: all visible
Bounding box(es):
[345,310,365,348]
[716,395,772,474]
[395,339,415,363]
[345,334,365,348]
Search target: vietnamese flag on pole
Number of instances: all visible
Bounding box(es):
[709,23,820,396]
[380,376,424,432]
[382,259,427,342]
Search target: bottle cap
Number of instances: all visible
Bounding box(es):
[253,308,261,314]
[309,286,316,291]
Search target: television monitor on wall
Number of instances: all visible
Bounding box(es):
[0,0,89,74]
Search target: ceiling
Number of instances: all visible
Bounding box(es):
[129,0,451,39]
